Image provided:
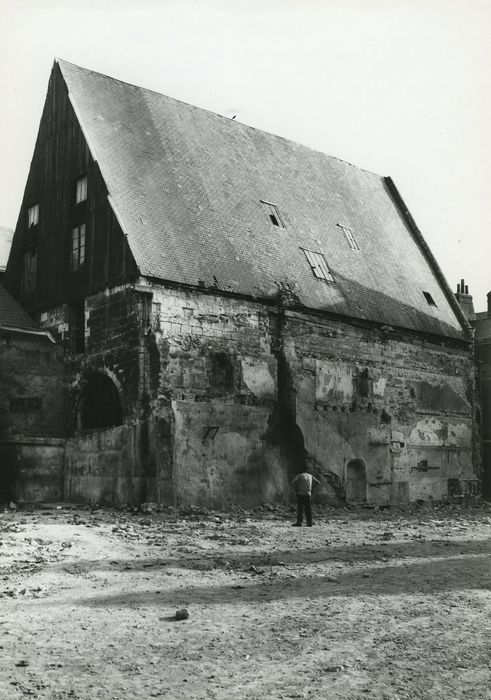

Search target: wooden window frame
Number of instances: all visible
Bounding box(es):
[27,203,39,229]
[70,223,86,272]
[75,175,88,205]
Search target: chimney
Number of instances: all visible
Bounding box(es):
[455,278,476,322]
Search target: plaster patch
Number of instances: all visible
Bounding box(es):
[241,360,275,400]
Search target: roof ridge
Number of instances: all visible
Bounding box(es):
[55,58,384,179]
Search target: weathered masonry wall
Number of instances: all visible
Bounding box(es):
[278,310,477,504]
[38,286,149,505]
[146,285,477,507]
[148,286,285,507]
[31,281,477,508]
[0,332,65,502]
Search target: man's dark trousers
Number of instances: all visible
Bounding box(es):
[296,495,312,526]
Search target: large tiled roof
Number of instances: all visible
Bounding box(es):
[0,285,39,331]
[58,60,468,340]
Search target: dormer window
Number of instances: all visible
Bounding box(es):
[338,223,360,251]
[261,201,285,228]
[302,248,334,283]
[75,175,87,204]
[27,203,39,228]
[423,291,437,307]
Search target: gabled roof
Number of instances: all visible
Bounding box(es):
[57,59,468,340]
[0,285,39,331]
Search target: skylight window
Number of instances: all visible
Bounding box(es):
[303,248,334,283]
[261,201,285,228]
[27,203,39,228]
[423,291,437,307]
[338,223,360,251]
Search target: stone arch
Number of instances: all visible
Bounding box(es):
[78,372,123,430]
[346,458,367,503]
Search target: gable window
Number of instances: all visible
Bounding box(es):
[261,201,285,228]
[302,248,334,283]
[27,203,39,228]
[423,291,437,307]
[70,224,86,271]
[21,247,38,296]
[338,223,360,251]
[75,175,87,204]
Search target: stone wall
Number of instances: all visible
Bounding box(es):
[279,309,477,505]
[0,332,65,502]
[31,281,478,507]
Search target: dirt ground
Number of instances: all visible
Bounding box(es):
[0,500,490,700]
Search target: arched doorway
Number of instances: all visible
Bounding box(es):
[346,458,367,503]
[79,374,123,430]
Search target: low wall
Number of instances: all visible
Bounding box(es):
[0,437,64,502]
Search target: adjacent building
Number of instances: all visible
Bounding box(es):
[3,60,480,506]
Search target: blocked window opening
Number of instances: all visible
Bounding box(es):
[151,301,161,330]
[203,426,219,443]
[302,248,334,282]
[70,223,86,271]
[208,352,234,393]
[75,175,88,204]
[80,374,122,430]
[261,201,285,228]
[337,224,360,251]
[21,247,37,296]
[423,291,437,307]
[27,203,39,228]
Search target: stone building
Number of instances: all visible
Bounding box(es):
[3,59,479,507]
[464,280,491,498]
[0,285,64,502]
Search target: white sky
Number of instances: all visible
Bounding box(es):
[0,0,489,309]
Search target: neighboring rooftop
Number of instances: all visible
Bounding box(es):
[0,226,13,273]
[0,285,39,331]
[32,60,471,339]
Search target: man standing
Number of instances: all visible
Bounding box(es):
[291,468,320,527]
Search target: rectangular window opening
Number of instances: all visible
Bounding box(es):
[203,426,219,443]
[70,223,86,271]
[75,175,88,204]
[337,223,360,251]
[302,248,334,283]
[423,291,437,307]
[21,247,37,296]
[261,201,285,228]
[27,203,39,228]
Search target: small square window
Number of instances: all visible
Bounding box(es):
[27,203,39,228]
[302,248,334,283]
[337,224,360,251]
[423,291,437,307]
[261,201,285,228]
[75,175,87,204]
